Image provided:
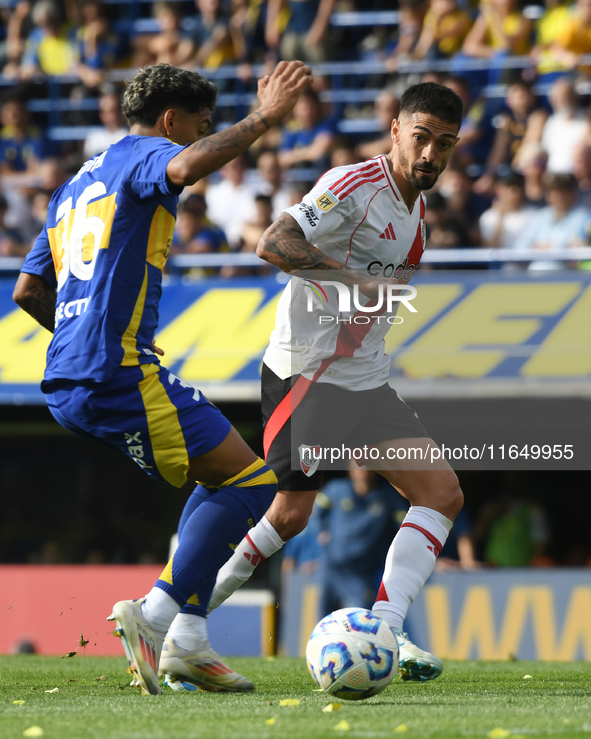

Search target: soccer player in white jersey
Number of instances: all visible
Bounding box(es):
[176,82,464,685]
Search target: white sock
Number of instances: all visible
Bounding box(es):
[372,506,452,631]
[166,613,210,652]
[208,516,285,612]
[141,587,182,637]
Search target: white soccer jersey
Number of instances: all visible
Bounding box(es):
[263,156,426,391]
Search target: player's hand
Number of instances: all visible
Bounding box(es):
[255,60,313,127]
[152,339,165,356]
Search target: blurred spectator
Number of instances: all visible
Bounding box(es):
[475,81,547,195]
[413,0,472,61]
[0,91,53,173]
[76,0,126,89]
[278,89,335,171]
[572,142,591,205]
[20,0,77,78]
[355,90,398,160]
[385,0,428,71]
[435,508,480,571]
[3,1,33,78]
[462,0,532,85]
[28,188,51,241]
[424,191,470,249]
[530,0,572,81]
[222,193,274,276]
[475,496,551,567]
[256,149,292,219]
[83,90,128,159]
[479,171,538,251]
[148,3,185,66]
[550,0,591,75]
[540,78,589,174]
[514,173,588,268]
[36,156,68,191]
[437,166,490,244]
[513,141,548,203]
[205,155,256,248]
[0,193,27,256]
[266,0,336,63]
[330,145,359,168]
[316,468,398,615]
[239,193,273,252]
[443,77,497,170]
[173,193,228,255]
[176,0,235,69]
[229,0,270,66]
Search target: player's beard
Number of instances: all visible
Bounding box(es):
[398,147,440,191]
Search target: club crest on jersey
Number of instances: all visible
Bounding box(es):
[316,192,337,211]
[299,445,321,477]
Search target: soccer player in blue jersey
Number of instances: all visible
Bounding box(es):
[13,61,311,696]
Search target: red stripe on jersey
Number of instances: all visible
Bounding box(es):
[420,194,426,219]
[400,522,442,556]
[375,581,388,602]
[333,167,382,197]
[388,223,396,240]
[245,533,265,560]
[331,161,383,192]
[312,303,387,382]
[405,218,425,277]
[339,173,385,200]
[263,375,312,457]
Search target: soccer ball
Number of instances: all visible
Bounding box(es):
[305,607,398,701]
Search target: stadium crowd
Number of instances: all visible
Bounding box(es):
[2,0,591,266]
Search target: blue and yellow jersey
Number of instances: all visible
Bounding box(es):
[21,135,187,387]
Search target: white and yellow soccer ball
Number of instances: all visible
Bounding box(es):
[306,607,398,700]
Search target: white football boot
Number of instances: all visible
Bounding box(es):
[393,630,443,682]
[159,637,255,693]
[108,598,163,696]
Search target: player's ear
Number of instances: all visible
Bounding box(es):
[391,118,400,144]
[162,109,176,137]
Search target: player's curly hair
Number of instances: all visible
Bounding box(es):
[122,63,218,127]
[400,82,463,127]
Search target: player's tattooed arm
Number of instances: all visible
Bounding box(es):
[167,61,312,186]
[257,213,351,274]
[13,272,56,333]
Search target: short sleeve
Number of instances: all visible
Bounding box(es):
[285,168,355,243]
[21,225,57,290]
[125,137,189,200]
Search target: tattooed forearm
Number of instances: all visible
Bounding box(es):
[13,274,56,333]
[169,113,269,186]
[257,214,351,274]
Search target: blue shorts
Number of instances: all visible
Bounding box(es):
[44,363,231,488]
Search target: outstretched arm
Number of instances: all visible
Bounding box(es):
[167,61,312,187]
[13,272,56,333]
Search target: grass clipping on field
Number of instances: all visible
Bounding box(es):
[1,657,590,739]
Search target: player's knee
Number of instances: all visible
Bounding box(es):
[442,472,463,520]
[273,505,311,541]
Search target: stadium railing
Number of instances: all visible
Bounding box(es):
[6,51,591,139]
[2,249,591,275]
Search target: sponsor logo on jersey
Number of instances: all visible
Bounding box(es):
[124,431,153,470]
[299,444,321,476]
[298,203,319,228]
[379,223,397,240]
[316,192,337,211]
[367,257,417,282]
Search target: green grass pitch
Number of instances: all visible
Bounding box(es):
[1,656,590,739]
